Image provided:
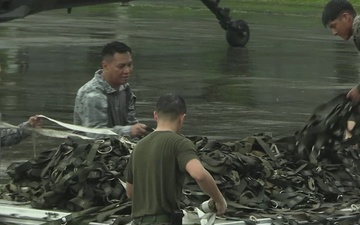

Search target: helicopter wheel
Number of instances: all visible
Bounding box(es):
[225,19,250,47]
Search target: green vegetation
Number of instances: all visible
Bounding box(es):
[225,0,360,16]
[65,0,360,30]
[79,0,360,18]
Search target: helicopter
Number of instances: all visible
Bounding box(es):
[0,0,250,47]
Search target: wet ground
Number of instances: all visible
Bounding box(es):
[0,1,360,178]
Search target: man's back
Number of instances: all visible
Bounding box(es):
[125,93,227,220]
[127,131,197,217]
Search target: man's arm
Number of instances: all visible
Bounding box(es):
[74,93,132,138]
[347,84,360,102]
[126,89,139,125]
[177,139,227,215]
[126,182,133,199]
[114,89,147,137]
[185,159,227,215]
[1,126,27,147]
[0,116,40,147]
[125,154,134,199]
[115,99,147,137]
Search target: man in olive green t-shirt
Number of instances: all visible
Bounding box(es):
[126,93,227,224]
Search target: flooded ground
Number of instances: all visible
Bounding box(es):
[0,1,360,178]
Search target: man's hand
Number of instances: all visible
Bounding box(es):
[347,85,360,102]
[214,198,227,216]
[130,123,147,137]
[26,115,41,128]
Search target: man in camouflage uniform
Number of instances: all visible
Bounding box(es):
[0,115,41,147]
[74,41,147,138]
[322,0,360,102]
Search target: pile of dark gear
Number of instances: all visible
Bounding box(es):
[182,93,360,224]
[2,93,360,225]
[2,137,133,225]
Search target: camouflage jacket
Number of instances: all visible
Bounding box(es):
[353,15,360,51]
[74,69,138,138]
[0,122,30,147]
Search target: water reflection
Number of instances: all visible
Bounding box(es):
[204,47,255,106]
[0,45,101,123]
[17,48,29,73]
[333,41,360,85]
[220,47,251,77]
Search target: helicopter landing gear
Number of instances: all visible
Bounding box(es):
[226,19,250,47]
[200,0,250,47]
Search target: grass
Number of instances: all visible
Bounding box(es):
[225,0,360,16]
[77,0,360,18]
[56,0,360,31]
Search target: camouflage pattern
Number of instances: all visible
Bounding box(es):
[0,122,30,147]
[353,15,360,51]
[74,69,138,138]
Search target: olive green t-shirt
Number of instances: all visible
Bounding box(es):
[126,131,198,218]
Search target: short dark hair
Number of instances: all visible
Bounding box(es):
[322,0,356,27]
[156,93,187,120]
[101,41,132,59]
